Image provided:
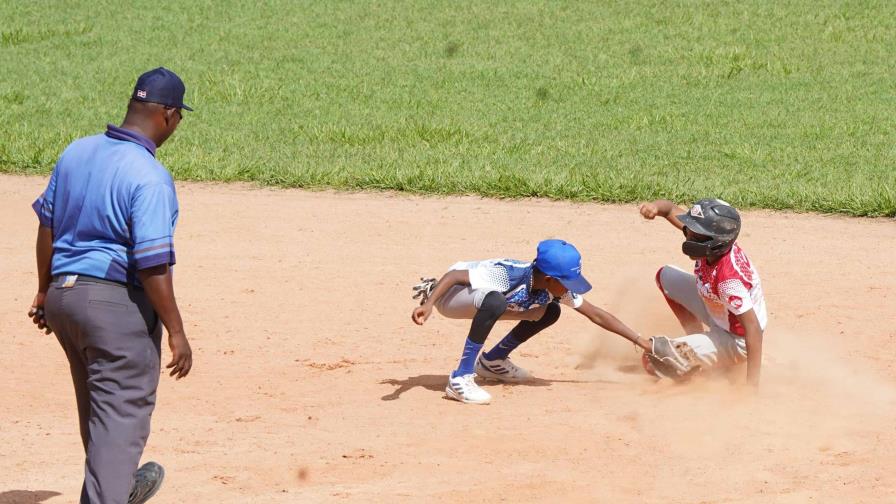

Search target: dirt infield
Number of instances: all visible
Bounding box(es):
[2,174,894,503]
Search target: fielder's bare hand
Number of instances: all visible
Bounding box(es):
[166,331,192,379]
[412,304,433,325]
[28,292,52,334]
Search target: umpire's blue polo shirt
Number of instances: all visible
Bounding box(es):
[33,124,178,286]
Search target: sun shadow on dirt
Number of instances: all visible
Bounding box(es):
[379,374,617,401]
[0,490,62,503]
[379,374,446,400]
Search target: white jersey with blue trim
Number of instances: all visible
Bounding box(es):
[449,259,584,311]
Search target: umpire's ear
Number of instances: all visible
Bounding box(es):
[163,106,182,126]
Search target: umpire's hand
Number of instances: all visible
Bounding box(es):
[138,264,193,380]
[166,331,192,379]
[28,292,52,334]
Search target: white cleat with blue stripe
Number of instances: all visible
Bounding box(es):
[475,356,532,382]
[446,373,491,405]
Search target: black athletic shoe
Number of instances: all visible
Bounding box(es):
[128,462,165,504]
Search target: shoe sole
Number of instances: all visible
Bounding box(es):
[444,385,490,405]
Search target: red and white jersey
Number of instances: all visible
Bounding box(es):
[693,243,767,336]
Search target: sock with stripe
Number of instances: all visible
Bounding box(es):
[481,334,523,361]
[452,338,484,378]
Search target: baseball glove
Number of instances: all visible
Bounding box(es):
[645,336,702,381]
[411,277,436,305]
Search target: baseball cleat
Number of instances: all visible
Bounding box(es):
[128,461,165,504]
[475,355,531,382]
[445,373,491,404]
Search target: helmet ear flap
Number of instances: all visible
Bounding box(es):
[682,239,710,258]
[683,238,733,260]
[710,238,733,252]
[708,240,734,260]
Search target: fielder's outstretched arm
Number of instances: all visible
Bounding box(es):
[411,269,470,325]
[574,299,650,351]
[738,308,763,386]
[639,199,686,230]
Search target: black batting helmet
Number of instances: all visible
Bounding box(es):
[677,199,741,259]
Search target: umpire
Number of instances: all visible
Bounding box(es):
[28,67,194,504]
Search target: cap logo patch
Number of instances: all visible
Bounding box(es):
[690,204,704,218]
[136,89,147,98]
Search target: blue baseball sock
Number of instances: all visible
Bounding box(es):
[452,338,484,378]
[482,334,523,361]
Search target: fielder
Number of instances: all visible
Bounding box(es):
[638,199,768,385]
[29,67,193,503]
[411,239,674,404]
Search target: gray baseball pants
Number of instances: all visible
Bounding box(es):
[434,285,547,321]
[44,275,162,504]
[656,265,747,367]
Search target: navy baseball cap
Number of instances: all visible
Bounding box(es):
[533,239,592,294]
[132,67,193,111]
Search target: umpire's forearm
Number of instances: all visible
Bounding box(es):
[35,225,53,293]
[137,264,186,336]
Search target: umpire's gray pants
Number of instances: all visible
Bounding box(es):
[44,276,162,504]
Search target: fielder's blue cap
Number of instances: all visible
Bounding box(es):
[132,67,193,111]
[534,239,592,295]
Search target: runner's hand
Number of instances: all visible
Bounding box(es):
[639,202,659,220]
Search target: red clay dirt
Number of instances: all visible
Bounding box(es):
[2,174,894,503]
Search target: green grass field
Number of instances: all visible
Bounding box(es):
[1,1,894,216]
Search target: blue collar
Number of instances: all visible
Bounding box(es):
[104,124,157,157]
